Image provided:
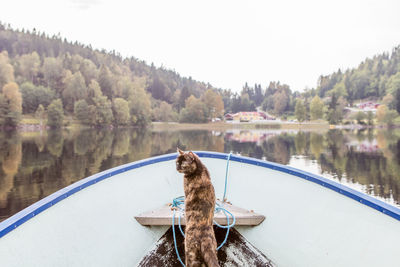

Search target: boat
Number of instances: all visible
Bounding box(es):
[1,151,399,266]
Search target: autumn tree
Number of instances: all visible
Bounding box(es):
[201,89,224,119]
[0,51,14,90]
[2,82,22,127]
[112,98,130,125]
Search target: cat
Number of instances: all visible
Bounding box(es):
[176,148,220,267]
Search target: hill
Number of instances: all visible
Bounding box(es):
[0,22,224,127]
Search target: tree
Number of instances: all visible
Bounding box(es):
[310,95,324,120]
[74,99,90,125]
[128,77,152,126]
[153,101,177,122]
[79,59,98,85]
[326,93,344,124]
[382,94,395,110]
[20,82,55,113]
[201,89,224,119]
[87,79,102,100]
[396,89,400,114]
[16,52,40,82]
[0,51,14,90]
[377,105,398,126]
[295,99,306,122]
[2,82,22,127]
[386,72,400,95]
[112,98,130,125]
[98,65,114,99]
[62,71,88,112]
[47,99,64,128]
[179,95,208,123]
[42,57,64,93]
[92,96,113,126]
[273,91,288,115]
[179,86,191,111]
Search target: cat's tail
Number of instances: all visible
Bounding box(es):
[201,241,220,267]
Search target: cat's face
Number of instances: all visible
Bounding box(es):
[176,148,197,174]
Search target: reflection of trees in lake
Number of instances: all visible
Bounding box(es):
[47,130,64,157]
[2,128,400,222]
[0,132,22,212]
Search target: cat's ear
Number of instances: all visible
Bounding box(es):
[188,151,195,160]
[177,148,184,155]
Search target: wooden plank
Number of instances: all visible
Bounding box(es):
[137,226,274,266]
[134,202,265,226]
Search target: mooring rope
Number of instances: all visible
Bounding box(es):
[172,152,235,266]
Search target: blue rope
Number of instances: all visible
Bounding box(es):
[172,209,186,267]
[222,153,232,202]
[171,153,235,266]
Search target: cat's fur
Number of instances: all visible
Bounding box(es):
[176,148,220,267]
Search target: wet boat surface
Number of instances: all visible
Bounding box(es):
[138,226,273,267]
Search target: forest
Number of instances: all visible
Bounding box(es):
[0,23,224,127]
[0,22,400,127]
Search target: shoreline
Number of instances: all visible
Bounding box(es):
[5,120,400,133]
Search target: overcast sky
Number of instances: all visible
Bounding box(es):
[1,0,399,92]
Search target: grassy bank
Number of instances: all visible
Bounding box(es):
[152,121,330,131]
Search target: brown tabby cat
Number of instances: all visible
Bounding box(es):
[176,148,220,267]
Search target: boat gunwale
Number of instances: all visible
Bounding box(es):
[1,151,399,239]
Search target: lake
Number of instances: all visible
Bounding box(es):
[1,127,400,222]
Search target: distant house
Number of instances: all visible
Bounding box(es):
[232,112,263,122]
[356,101,380,111]
[225,113,234,120]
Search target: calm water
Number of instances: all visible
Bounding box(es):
[1,128,400,222]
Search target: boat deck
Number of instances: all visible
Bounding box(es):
[135,201,265,226]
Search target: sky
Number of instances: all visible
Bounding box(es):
[1,0,399,92]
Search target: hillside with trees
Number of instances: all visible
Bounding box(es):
[0,23,225,127]
[0,22,399,128]
[313,46,400,124]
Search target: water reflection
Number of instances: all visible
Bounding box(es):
[1,128,400,221]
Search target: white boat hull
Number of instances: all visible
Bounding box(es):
[0,152,399,267]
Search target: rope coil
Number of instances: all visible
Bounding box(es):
[172,153,234,266]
